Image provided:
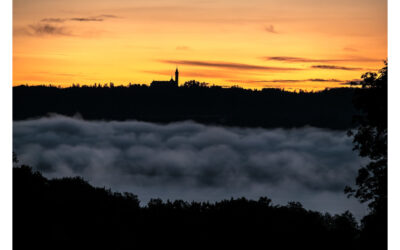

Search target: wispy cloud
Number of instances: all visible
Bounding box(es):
[69,17,104,22]
[41,14,119,23]
[20,14,119,37]
[265,25,278,34]
[267,57,330,63]
[339,79,362,86]
[264,56,379,63]
[143,69,232,79]
[307,78,342,82]
[26,24,72,36]
[231,78,343,83]
[97,14,119,19]
[311,65,363,71]
[160,60,302,71]
[40,18,66,23]
[264,57,373,71]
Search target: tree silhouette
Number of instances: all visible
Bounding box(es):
[183,80,209,88]
[345,61,387,249]
[13,163,361,250]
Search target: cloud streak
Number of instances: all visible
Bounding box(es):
[265,56,379,63]
[26,24,71,36]
[41,14,119,23]
[20,14,119,37]
[40,18,65,23]
[13,116,367,218]
[230,78,343,83]
[70,17,104,22]
[143,69,233,79]
[160,60,302,71]
[311,65,363,71]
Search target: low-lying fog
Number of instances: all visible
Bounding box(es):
[13,115,368,219]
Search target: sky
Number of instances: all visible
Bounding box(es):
[13,0,387,91]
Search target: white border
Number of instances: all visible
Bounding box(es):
[0,0,12,249]
[2,1,397,250]
[388,0,400,249]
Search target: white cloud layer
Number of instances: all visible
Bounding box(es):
[13,115,368,218]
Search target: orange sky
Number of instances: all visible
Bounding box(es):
[13,0,387,91]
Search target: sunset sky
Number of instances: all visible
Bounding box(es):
[13,0,387,91]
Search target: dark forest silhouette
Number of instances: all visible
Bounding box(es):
[13,165,360,250]
[13,84,358,129]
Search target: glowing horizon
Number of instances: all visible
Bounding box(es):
[13,0,387,91]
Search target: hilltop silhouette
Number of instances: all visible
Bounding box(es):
[13,83,358,129]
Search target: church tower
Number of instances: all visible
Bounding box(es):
[175,67,179,86]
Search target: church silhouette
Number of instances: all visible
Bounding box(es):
[150,68,179,87]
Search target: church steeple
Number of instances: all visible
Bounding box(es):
[175,67,179,86]
[150,68,180,87]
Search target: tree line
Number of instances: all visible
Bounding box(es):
[13,84,358,129]
[13,164,360,250]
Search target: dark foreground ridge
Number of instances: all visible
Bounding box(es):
[14,165,365,250]
[13,84,358,129]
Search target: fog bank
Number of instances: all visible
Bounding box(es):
[13,116,368,218]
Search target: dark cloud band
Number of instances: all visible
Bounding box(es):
[265,56,380,63]
[27,24,71,36]
[311,65,363,71]
[41,14,119,23]
[160,60,302,71]
[230,78,343,83]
